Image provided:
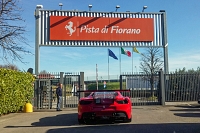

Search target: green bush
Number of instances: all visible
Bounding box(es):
[0,69,35,115]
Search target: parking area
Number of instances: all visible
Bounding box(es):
[0,103,200,133]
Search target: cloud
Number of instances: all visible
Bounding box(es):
[169,50,200,71]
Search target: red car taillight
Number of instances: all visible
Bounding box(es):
[79,100,93,105]
[116,98,129,104]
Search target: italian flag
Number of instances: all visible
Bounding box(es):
[121,47,131,57]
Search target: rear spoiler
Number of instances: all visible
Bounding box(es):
[77,89,130,93]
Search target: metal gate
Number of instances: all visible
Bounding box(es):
[63,74,80,108]
[34,72,81,109]
[34,73,60,109]
[120,74,161,106]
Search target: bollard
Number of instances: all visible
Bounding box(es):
[24,103,33,113]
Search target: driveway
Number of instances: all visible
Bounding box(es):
[0,104,200,133]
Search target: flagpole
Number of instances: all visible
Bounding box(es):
[108,49,109,82]
[119,48,121,75]
[132,48,133,74]
[108,48,118,82]
[96,64,98,90]
[133,46,140,74]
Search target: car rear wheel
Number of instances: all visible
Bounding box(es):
[124,116,132,123]
[84,118,96,125]
[78,118,84,124]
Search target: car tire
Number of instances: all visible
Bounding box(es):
[78,118,84,124]
[84,119,96,125]
[124,116,132,123]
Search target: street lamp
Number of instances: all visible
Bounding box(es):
[115,5,120,12]
[36,5,43,9]
[88,4,92,11]
[142,6,147,12]
[59,3,63,10]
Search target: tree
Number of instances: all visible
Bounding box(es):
[38,70,55,79]
[139,47,164,97]
[0,0,31,62]
[0,64,19,70]
[173,67,200,74]
[140,47,163,74]
[40,70,48,74]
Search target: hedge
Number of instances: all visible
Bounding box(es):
[0,69,35,115]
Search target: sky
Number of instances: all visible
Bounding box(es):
[1,0,200,79]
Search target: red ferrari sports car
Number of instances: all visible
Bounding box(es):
[78,90,132,124]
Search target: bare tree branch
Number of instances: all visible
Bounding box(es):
[139,47,164,97]
[140,47,163,74]
[0,0,32,63]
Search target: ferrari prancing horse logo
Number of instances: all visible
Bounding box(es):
[65,21,76,36]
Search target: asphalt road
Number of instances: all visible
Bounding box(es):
[0,104,200,133]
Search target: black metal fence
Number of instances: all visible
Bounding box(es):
[120,73,200,104]
[34,72,200,109]
[165,74,200,102]
[34,72,80,109]
[120,74,161,106]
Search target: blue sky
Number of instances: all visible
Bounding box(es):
[1,0,200,78]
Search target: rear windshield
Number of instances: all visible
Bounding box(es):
[93,92,118,99]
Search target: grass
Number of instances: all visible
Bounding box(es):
[146,96,158,101]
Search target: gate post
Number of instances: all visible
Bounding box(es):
[120,75,122,90]
[159,70,165,106]
[63,75,66,108]
[34,80,39,109]
[80,72,84,98]
[60,72,64,108]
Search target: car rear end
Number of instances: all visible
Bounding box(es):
[78,91,132,124]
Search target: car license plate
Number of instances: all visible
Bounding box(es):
[96,99,101,104]
[102,116,109,119]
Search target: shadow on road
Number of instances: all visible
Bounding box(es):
[45,123,200,133]
[174,105,200,108]
[32,113,78,126]
[174,113,200,117]
[170,104,200,118]
[4,112,200,133]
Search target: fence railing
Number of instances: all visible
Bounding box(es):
[165,74,200,102]
[34,72,200,109]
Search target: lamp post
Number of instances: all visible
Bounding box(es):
[88,5,92,11]
[142,6,147,12]
[115,5,120,12]
[59,3,63,10]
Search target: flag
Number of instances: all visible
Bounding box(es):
[108,49,118,60]
[121,47,131,57]
[133,46,140,54]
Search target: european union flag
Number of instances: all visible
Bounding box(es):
[108,49,118,60]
